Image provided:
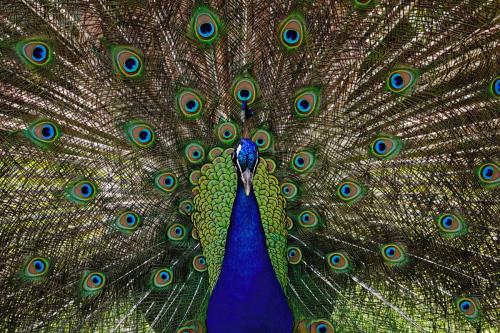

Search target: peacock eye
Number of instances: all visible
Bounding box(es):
[297,209,321,228]
[381,243,408,266]
[232,75,259,105]
[151,268,173,290]
[456,296,480,320]
[189,170,201,186]
[436,213,467,238]
[280,181,299,201]
[265,158,277,173]
[192,7,220,44]
[192,255,208,272]
[177,89,204,120]
[476,162,499,188]
[217,121,239,146]
[179,199,194,216]
[81,272,106,296]
[66,179,98,204]
[291,151,316,174]
[294,88,320,118]
[279,14,306,50]
[326,251,351,273]
[184,142,206,164]
[489,76,500,98]
[26,119,61,146]
[369,135,402,159]
[124,121,155,148]
[309,320,335,333]
[251,129,273,152]
[167,223,187,241]
[386,68,418,94]
[336,180,365,204]
[115,211,142,234]
[112,47,144,78]
[16,40,53,67]
[287,246,303,265]
[154,170,178,193]
[22,257,50,281]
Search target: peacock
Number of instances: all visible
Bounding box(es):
[0,0,499,332]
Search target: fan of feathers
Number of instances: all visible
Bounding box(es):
[0,0,498,332]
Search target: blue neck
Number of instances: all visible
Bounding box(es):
[206,182,293,333]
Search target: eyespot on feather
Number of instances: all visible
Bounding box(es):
[167,223,187,241]
[154,170,178,193]
[80,271,106,297]
[251,129,273,152]
[115,210,142,234]
[65,178,98,204]
[380,243,408,266]
[336,180,366,204]
[326,251,351,273]
[386,67,418,94]
[476,162,499,188]
[190,7,221,45]
[25,119,61,148]
[151,268,173,290]
[15,39,53,68]
[21,257,50,281]
[435,212,467,238]
[124,121,155,148]
[369,134,402,159]
[231,75,259,105]
[294,87,320,118]
[278,13,306,50]
[177,88,204,120]
[192,255,208,272]
[287,246,303,265]
[111,46,144,78]
[291,151,316,174]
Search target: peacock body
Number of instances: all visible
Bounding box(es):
[0,1,499,332]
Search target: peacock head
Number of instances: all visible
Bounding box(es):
[232,138,259,196]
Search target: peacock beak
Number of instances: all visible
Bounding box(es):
[241,169,254,196]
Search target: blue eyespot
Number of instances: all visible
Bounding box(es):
[332,255,341,264]
[385,247,396,257]
[123,56,140,73]
[341,184,351,196]
[165,176,174,186]
[460,300,471,312]
[175,227,183,235]
[138,129,152,144]
[283,29,300,45]
[41,124,56,140]
[31,44,47,62]
[297,98,311,113]
[494,78,500,96]
[160,271,170,281]
[390,73,404,89]
[442,216,453,229]
[301,213,310,223]
[295,156,305,167]
[91,274,102,286]
[185,100,199,113]
[33,259,45,273]
[374,140,387,154]
[125,214,137,226]
[237,89,252,101]
[198,22,214,38]
[80,184,93,198]
[316,324,328,333]
[481,165,494,180]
